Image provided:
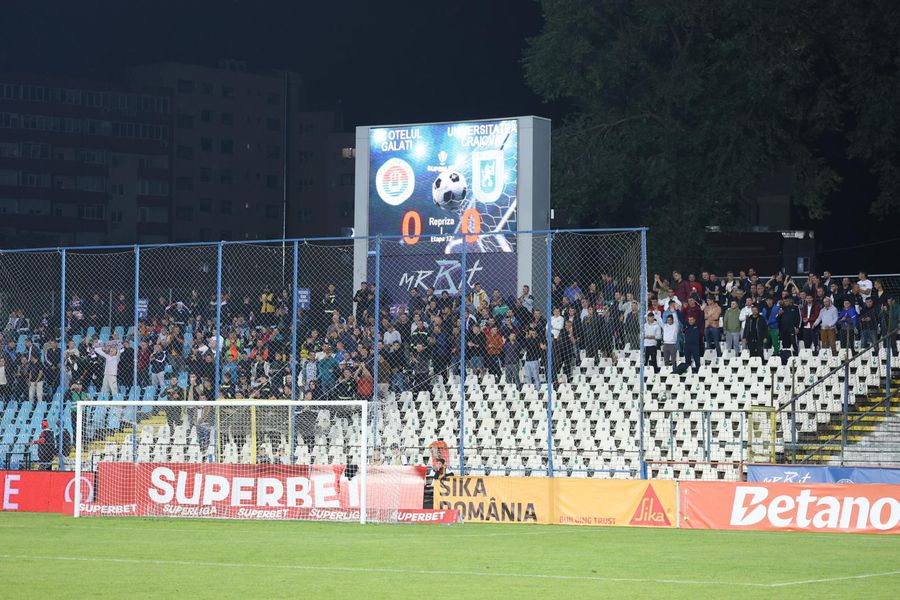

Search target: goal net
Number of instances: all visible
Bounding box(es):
[74,400,429,523]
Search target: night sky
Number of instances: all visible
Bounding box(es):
[1,0,895,273]
[0,0,552,126]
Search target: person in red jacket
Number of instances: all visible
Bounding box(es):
[32,419,56,470]
[672,271,693,305]
[680,297,705,339]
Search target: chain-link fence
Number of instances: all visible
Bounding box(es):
[6,230,900,479]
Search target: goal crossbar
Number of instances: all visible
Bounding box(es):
[74,399,369,523]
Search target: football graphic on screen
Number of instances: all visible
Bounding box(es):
[431,170,467,212]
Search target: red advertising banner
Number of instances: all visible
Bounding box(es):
[84,463,428,521]
[681,481,900,534]
[0,471,95,514]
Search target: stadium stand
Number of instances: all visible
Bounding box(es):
[0,237,898,479]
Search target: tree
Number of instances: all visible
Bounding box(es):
[523,0,898,273]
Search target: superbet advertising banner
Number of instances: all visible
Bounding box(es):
[0,471,95,514]
[84,463,427,521]
[368,119,519,303]
[680,482,900,534]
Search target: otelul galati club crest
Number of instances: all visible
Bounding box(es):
[471,150,504,204]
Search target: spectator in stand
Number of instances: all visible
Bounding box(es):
[858,297,879,350]
[354,281,374,322]
[857,272,873,296]
[743,305,768,359]
[466,323,487,378]
[0,357,8,406]
[550,307,564,340]
[672,271,692,305]
[386,340,406,393]
[643,312,661,373]
[723,300,742,356]
[27,355,43,401]
[886,296,900,353]
[484,320,504,379]
[682,315,702,373]
[554,320,579,382]
[661,313,678,366]
[162,374,184,428]
[389,443,408,466]
[838,299,859,351]
[93,342,120,397]
[32,419,56,470]
[703,296,722,358]
[800,296,821,353]
[779,296,801,356]
[383,322,401,349]
[503,331,521,390]
[469,282,487,312]
[149,344,167,389]
[763,297,781,353]
[815,296,839,354]
[519,285,534,312]
[523,326,545,388]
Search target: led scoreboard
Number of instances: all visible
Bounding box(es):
[367,119,519,254]
[354,116,550,304]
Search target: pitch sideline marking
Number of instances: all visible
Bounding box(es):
[0,553,772,587]
[770,571,900,587]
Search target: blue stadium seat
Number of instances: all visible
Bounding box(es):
[114,326,125,340]
[86,326,96,340]
[16,334,26,353]
[72,334,82,348]
[100,326,111,342]
[178,372,189,388]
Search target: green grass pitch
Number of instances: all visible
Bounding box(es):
[1,512,898,599]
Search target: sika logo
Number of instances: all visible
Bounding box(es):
[629,485,671,526]
[375,158,415,206]
[437,150,448,165]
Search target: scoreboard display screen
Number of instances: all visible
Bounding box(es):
[368,119,518,254]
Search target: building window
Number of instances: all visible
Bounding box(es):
[199,198,211,213]
[76,175,107,192]
[266,175,280,189]
[220,199,232,214]
[200,167,211,183]
[200,110,212,122]
[200,137,213,152]
[267,92,280,105]
[78,204,105,220]
[177,114,194,129]
[266,145,281,159]
[220,140,233,154]
[201,82,214,95]
[219,169,233,184]
[220,112,233,125]
[175,176,193,191]
[177,79,194,94]
[21,172,51,188]
[175,206,194,221]
[266,117,280,131]
[176,145,194,160]
[341,147,355,159]
[221,86,234,98]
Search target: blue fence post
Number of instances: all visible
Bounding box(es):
[373,236,382,453]
[458,236,467,474]
[57,249,66,469]
[638,228,647,479]
[290,240,299,463]
[214,242,223,462]
[544,232,555,477]
[133,246,140,462]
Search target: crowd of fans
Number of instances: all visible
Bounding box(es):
[1,269,897,424]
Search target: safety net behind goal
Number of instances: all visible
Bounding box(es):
[74,400,433,523]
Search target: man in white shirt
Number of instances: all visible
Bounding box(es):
[382,323,402,348]
[94,342,120,396]
[857,271,873,295]
[661,313,679,366]
[814,296,839,354]
[739,297,755,325]
[643,313,662,372]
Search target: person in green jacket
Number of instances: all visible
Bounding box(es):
[68,380,87,437]
[888,297,899,354]
[723,300,743,356]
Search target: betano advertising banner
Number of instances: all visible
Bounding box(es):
[746,464,900,485]
[0,470,95,513]
[434,476,676,527]
[83,463,427,521]
[680,481,900,534]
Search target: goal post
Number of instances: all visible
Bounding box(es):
[71,399,434,523]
